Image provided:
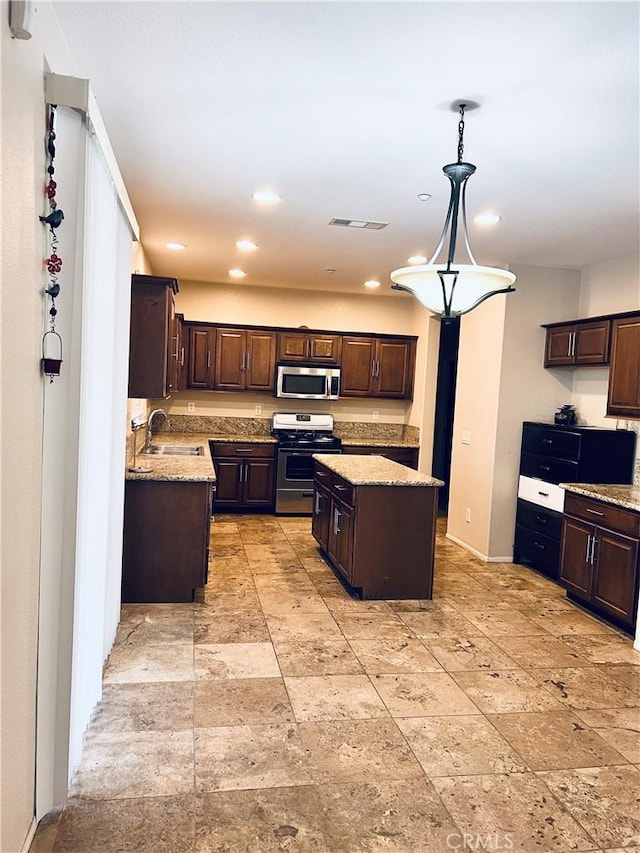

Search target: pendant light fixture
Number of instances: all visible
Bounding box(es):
[390,102,516,320]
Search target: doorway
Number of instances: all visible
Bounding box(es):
[431,317,460,514]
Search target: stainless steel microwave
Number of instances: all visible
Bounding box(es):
[275,364,340,400]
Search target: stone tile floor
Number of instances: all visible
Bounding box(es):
[30,514,640,852]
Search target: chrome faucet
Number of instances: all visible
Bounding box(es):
[143,408,170,453]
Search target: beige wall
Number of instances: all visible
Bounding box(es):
[1,5,76,851]
[447,265,581,559]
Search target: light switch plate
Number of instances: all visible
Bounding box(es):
[461,431,471,445]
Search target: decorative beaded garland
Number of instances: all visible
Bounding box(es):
[40,104,65,380]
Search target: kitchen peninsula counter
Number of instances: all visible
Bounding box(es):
[560,482,640,513]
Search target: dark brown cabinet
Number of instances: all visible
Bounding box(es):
[188,324,216,389]
[312,459,437,599]
[175,314,187,391]
[343,445,419,469]
[128,274,179,398]
[214,328,276,392]
[210,442,275,510]
[340,337,415,399]
[560,492,640,629]
[543,319,610,367]
[122,480,213,603]
[607,315,640,418]
[278,331,342,363]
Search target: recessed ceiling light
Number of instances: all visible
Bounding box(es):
[252,190,281,203]
[408,255,427,264]
[474,213,501,225]
[166,242,186,250]
[417,193,432,202]
[236,239,258,251]
[228,269,246,278]
[364,280,381,289]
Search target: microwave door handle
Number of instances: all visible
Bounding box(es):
[326,375,331,397]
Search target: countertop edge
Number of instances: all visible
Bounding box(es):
[313,453,443,488]
[561,482,640,513]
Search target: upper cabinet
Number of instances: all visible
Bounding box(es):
[341,337,416,399]
[214,328,277,392]
[187,324,216,390]
[128,274,179,398]
[543,319,610,367]
[607,314,640,418]
[278,331,342,364]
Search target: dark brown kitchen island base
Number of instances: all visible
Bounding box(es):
[312,456,442,599]
[122,480,213,603]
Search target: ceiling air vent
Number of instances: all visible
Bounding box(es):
[329,218,389,230]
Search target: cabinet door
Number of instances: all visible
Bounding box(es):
[327,496,353,583]
[375,339,415,398]
[245,330,277,391]
[308,334,342,363]
[214,328,246,391]
[312,481,331,550]
[574,320,610,365]
[243,459,275,507]
[607,315,640,418]
[544,325,575,367]
[212,459,243,505]
[559,517,594,600]
[340,338,376,396]
[128,275,177,398]
[278,332,310,361]
[188,326,216,389]
[167,293,179,393]
[592,528,639,625]
[176,315,188,391]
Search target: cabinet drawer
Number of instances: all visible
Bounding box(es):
[514,525,561,577]
[517,475,566,512]
[314,465,334,490]
[332,475,354,507]
[564,493,640,537]
[211,442,275,459]
[516,499,563,540]
[522,425,581,461]
[520,452,578,485]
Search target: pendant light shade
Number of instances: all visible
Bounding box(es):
[390,103,516,320]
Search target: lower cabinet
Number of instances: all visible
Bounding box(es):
[312,460,437,599]
[559,492,640,629]
[342,445,419,469]
[210,442,275,510]
[513,498,564,580]
[122,480,213,603]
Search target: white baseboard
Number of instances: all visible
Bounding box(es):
[21,817,37,853]
[444,532,513,564]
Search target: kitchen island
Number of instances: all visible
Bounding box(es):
[312,454,443,600]
[123,434,216,603]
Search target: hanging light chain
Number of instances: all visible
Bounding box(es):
[457,103,466,164]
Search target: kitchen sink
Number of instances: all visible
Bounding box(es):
[147,444,205,456]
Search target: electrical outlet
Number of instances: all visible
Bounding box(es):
[187,402,195,413]
[255,405,262,416]
[465,508,472,523]
[372,410,379,420]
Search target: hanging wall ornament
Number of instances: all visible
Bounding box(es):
[40,103,65,381]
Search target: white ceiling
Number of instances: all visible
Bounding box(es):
[52,1,639,296]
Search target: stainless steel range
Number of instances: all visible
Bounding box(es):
[272,413,342,514]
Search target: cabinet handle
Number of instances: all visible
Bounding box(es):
[235,448,253,453]
[585,534,592,564]
[534,541,545,550]
[570,331,576,358]
[306,340,311,358]
[172,335,179,360]
[335,484,348,492]
[535,515,548,524]
[541,438,553,445]
[335,508,341,534]
[207,351,211,369]
[180,347,185,367]
[585,508,605,517]
[540,465,550,472]
[375,360,380,378]
[590,536,597,565]
[245,352,250,372]
[537,491,550,497]
[314,492,321,515]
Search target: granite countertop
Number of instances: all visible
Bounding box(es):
[561,482,640,513]
[339,437,420,449]
[313,453,444,487]
[126,433,216,483]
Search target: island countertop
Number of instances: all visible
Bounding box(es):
[313,453,443,487]
[339,437,420,449]
[126,433,216,483]
[560,482,640,513]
